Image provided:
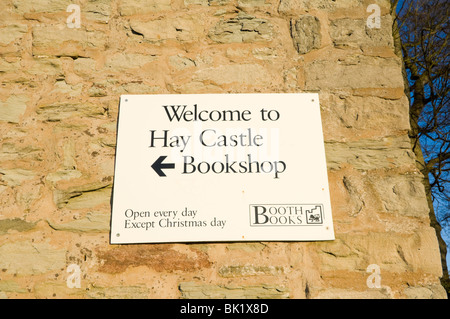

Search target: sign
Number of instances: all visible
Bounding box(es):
[110,93,334,244]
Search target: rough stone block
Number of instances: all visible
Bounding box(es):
[179,282,289,299]
[318,229,443,276]
[320,93,410,141]
[218,265,284,277]
[129,17,203,43]
[47,211,110,233]
[329,16,394,49]
[324,135,416,171]
[208,13,273,43]
[32,26,107,57]
[290,15,321,54]
[305,55,404,89]
[12,0,71,14]
[118,0,172,16]
[0,168,35,186]
[104,53,158,72]
[0,218,36,235]
[53,182,112,209]
[0,95,28,123]
[0,241,66,275]
[194,63,273,86]
[0,24,28,46]
[36,102,106,122]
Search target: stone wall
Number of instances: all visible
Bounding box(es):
[0,0,446,299]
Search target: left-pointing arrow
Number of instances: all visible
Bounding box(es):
[151,156,175,177]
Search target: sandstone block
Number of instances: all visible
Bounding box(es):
[238,0,270,7]
[84,0,112,23]
[208,13,273,43]
[53,182,112,209]
[194,63,273,86]
[329,16,394,49]
[0,280,27,294]
[86,285,150,299]
[0,168,35,186]
[320,93,410,141]
[278,0,346,13]
[169,55,196,70]
[314,287,391,299]
[370,173,430,217]
[305,55,404,89]
[0,218,36,235]
[219,265,284,277]
[32,26,107,57]
[37,102,106,122]
[324,135,416,171]
[318,229,443,276]
[12,0,71,14]
[179,282,289,299]
[118,0,171,16]
[0,241,66,275]
[97,244,211,273]
[403,285,448,299]
[0,24,28,46]
[104,53,158,73]
[0,95,28,124]
[290,15,321,54]
[129,17,203,43]
[47,211,110,233]
[0,143,42,162]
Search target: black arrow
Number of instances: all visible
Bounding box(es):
[151,156,175,177]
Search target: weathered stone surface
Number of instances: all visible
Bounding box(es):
[325,135,416,171]
[0,168,35,186]
[84,0,111,23]
[0,95,28,123]
[0,24,28,46]
[279,0,390,14]
[305,55,404,89]
[369,174,430,217]
[314,287,391,299]
[48,211,110,233]
[219,265,284,277]
[0,218,36,235]
[329,16,394,49]
[12,0,71,14]
[318,229,443,276]
[290,15,321,54]
[194,64,273,86]
[97,245,211,273]
[169,55,196,70]
[53,182,112,209]
[403,285,448,299]
[320,93,410,141]
[129,17,203,43]
[0,241,66,275]
[179,282,289,299]
[238,0,270,7]
[86,285,150,299]
[104,53,158,72]
[208,13,273,43]
[37,102,106,122]
[118,0,172,16]
[32,26,107,57]
[0,280,27,294]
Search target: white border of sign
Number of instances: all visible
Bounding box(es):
[110,93,334,244]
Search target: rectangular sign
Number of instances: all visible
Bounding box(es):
[110,93,334,244]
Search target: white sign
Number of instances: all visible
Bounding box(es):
[110,93,334,244]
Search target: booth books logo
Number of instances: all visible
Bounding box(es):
[249,204,324,226]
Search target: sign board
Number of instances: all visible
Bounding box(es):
[110,93,334,244]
